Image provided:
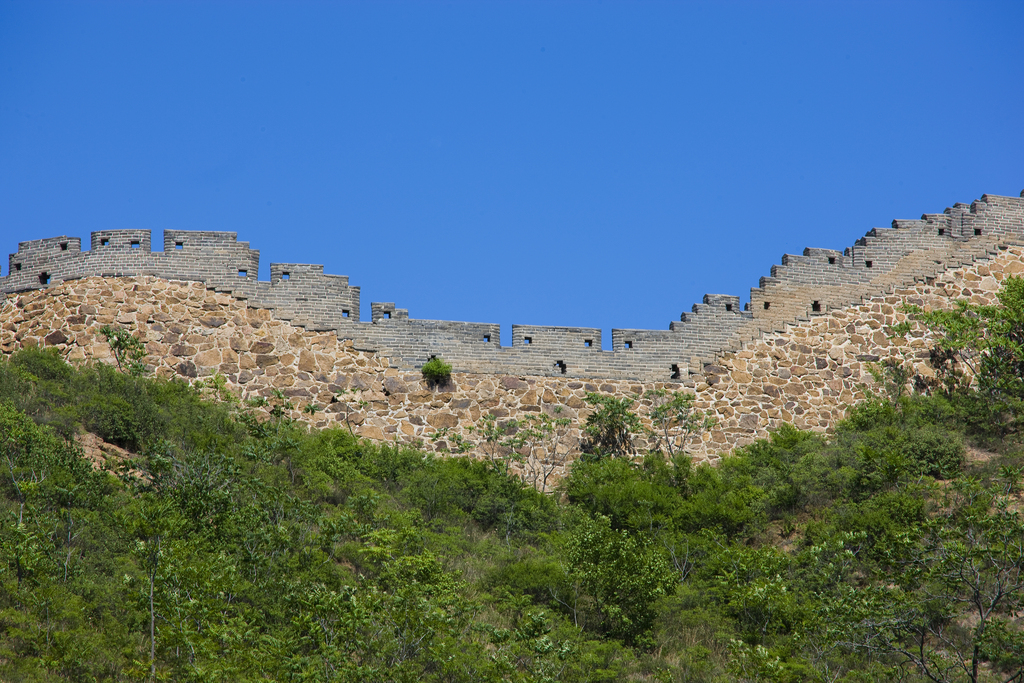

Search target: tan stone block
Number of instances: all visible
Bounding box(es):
[357,424,385,440]
[194,349,222,367]
[427,412,459,429]
[297,350,316,373]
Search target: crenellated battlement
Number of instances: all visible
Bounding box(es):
[4,190,1024,382]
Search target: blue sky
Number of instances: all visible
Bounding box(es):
[1,1,1022,349]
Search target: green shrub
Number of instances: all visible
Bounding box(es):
[421,356,452,383]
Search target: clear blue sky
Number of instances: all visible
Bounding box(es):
[2,1,1022,348]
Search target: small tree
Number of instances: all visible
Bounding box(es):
[830,479,1024,683]
[517,410,573,492]
[99,324,147,376]
[467,413,522,475]
[866,355,916,406]
[906,276,1024,404]
[581,393,641,459]
[644,389,716,456]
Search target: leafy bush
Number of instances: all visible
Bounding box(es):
[420,356,452,383]
[581,393,641,458]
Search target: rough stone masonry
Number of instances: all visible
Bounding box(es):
[2,189,1024,475]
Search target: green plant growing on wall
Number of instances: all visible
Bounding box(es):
[644,389,716,456]
[906,276,1024,405]
[421,356,452,384]
[193,373,239,405]
[99,324,147,376]
[581,393,642,459]
[268,388,294,421]
[517,409,573,492]
[866,356,916,406]
[331,388,368,435]
[466,412,528,479]
[430,427,472,454]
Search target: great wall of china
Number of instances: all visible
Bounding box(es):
[3,189,1024,472]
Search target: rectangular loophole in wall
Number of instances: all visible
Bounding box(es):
[130,241,140,249]
[342,310,350,317]
[101,239,109,246]
[584,339,592,347]
[812,301,821,312]
[483,334,490,342]
[524,336,532,345]
[59,242,68,251]
[383,311,391,319]
[828,256,836,264]
[725,303,733,312]
[865,260,873,268]
[39,272,50,285]
[624,340,633,349]
[975,228,982,236]
[671,364,680,380]
[555,360,567,374]
[938,228,945,236]
[14,263,21,271]
[282,272,290,280]
[175,241,184,250]
[763,301,771,310]
[238,269,247,277]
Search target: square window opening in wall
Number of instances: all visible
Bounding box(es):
[624,340,633,349]
[524,336,532,345]
[671,364,681,380]
[938,228,945,236]
[342,310,350,317]
[828,256,836,264]
[282,272,290,280]
[975,228,982,236]
[584,339,592,347]
[14,263,21,272]
[383,311,391,319]
[483,334,490,342]
[725,303,733,312]
[39,272,50,285]
[175,241,184,250]
[130,240,140,249]
[59,242,68,251]
[812,301,821,312]
[238,269,247,277]
[763,301,771,310]
[865,260,873,268]
[555,360,567,374]
[101,238,110,246]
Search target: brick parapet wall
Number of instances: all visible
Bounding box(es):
[4,191,1023,381]
[2,243,1022,473]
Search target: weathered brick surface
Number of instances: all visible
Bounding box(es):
[2,190,1024,471]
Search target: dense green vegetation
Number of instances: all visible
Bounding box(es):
[2,279,1024,681]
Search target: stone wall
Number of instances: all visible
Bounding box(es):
[2,241,1022,475]
[4,191,1023,382]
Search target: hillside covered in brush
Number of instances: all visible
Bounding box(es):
[3,279,1024,682]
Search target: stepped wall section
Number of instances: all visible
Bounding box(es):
[5,191,1023,383]
[2,189,1024,472]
